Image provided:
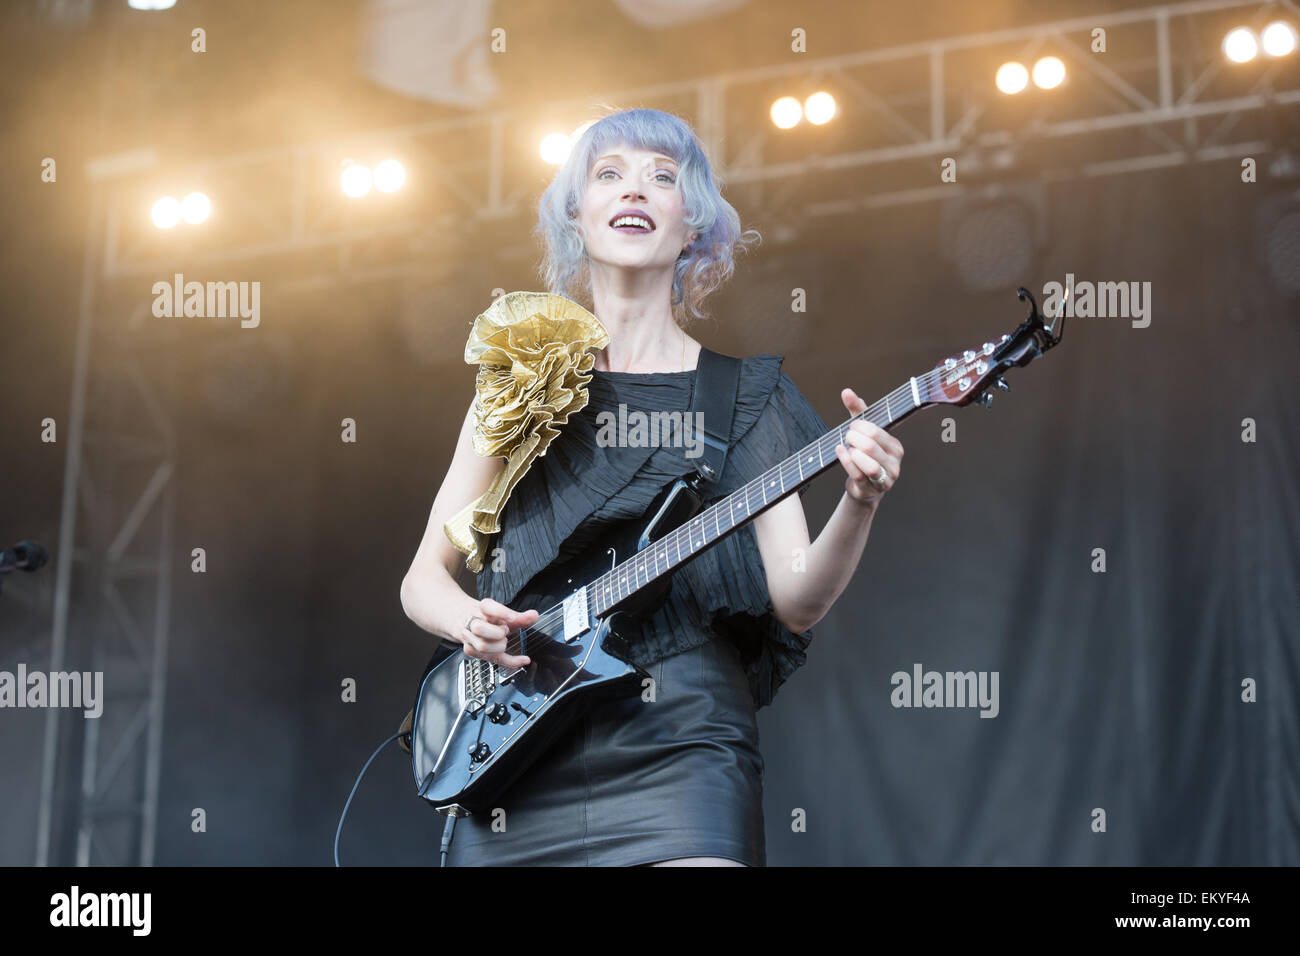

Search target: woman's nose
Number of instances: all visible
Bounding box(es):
[622,184,647,202]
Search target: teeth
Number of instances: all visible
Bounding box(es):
[611,216,653,230]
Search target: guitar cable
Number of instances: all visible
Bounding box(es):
[334,728,464,867]
[334,729,406,868]
[440,807,462,867]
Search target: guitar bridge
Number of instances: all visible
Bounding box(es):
[458,657,496,714]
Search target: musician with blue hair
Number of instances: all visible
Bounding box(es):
[401,107,902,866]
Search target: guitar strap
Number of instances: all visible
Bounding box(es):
[688,347,742,487]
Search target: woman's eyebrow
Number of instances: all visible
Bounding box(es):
[592,153,678,166]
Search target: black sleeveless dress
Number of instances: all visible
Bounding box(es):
[443,354,829,867]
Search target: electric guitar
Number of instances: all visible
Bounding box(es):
[409,288,1065,815]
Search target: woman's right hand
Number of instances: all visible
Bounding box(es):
[460,598,538,669]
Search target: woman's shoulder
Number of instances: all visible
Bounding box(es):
[732,353,816,413]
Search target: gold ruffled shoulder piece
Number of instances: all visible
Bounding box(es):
[443,291,609,573]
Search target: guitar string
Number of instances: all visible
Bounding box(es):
[486,365,948,668]
[483,364,953,672]
[464,359,987,672]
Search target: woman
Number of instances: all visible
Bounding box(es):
[400,108,903,866]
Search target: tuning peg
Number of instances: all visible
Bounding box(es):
[995,377,1010,392]
[978,393,994,408]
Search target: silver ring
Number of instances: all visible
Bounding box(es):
[465,614,479,635]
[869,466,888,490]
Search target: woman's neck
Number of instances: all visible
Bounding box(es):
[588,274,690,374]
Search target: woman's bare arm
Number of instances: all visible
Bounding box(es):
[751,387,903,633]
[400,399,536,666]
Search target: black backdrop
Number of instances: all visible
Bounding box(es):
[3,160,1295,866]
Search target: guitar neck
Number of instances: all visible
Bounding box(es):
[588,367,941,618]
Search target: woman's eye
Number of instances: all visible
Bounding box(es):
[595,167,673,183]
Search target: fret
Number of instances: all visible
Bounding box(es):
[590,373,940,619]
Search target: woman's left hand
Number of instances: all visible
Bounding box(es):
[833,387,904,508]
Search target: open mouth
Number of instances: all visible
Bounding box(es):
[609,213,655,233]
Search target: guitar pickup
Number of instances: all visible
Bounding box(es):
[561,587,589,643]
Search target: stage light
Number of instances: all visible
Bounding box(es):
[151,196,181,229]
[1261,21,1298,57]
[996,62,1029,94]
[770,96,802,129]
[127,0,177,9]
[1222,27,1258,63]
[804,91,836,125]
[340,161,372,197]
[374,159,406,192]
[539,132,571,165]
[1031,56,1066,89]
[180,191,210,224]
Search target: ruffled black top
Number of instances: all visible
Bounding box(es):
[473,354,830,709]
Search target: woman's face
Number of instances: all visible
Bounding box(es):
[575,143,698,276]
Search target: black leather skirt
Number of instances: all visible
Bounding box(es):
[442,634,766,866]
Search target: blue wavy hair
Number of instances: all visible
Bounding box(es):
[534,107,760,325]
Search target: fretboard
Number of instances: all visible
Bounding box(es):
[587,367,939,618]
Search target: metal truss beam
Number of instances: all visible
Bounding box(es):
[94,0,1299,283]
[39,185,176,867]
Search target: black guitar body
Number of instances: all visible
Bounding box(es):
[410,475,707,815]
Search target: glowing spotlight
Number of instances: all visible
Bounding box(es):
[1261,21,1298,57]
[770,96,802,129]
[341,162,372,198]
[151,196,181,229]
[1222,27,1258,63]
[127,0,177,9]
[180,191,210,224]
[1031,56,1066,89]
[804,91,837,125]
[374,159,406,193]
[539,133,571,165]
[996,62,1029,94]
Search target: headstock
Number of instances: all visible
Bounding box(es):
[928,287,1065,408]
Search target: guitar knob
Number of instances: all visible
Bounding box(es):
[995,378,1011,392]
[467,742,491,762]
[486,703,510,724]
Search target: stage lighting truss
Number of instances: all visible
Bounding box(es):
[88,0,1300,286]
